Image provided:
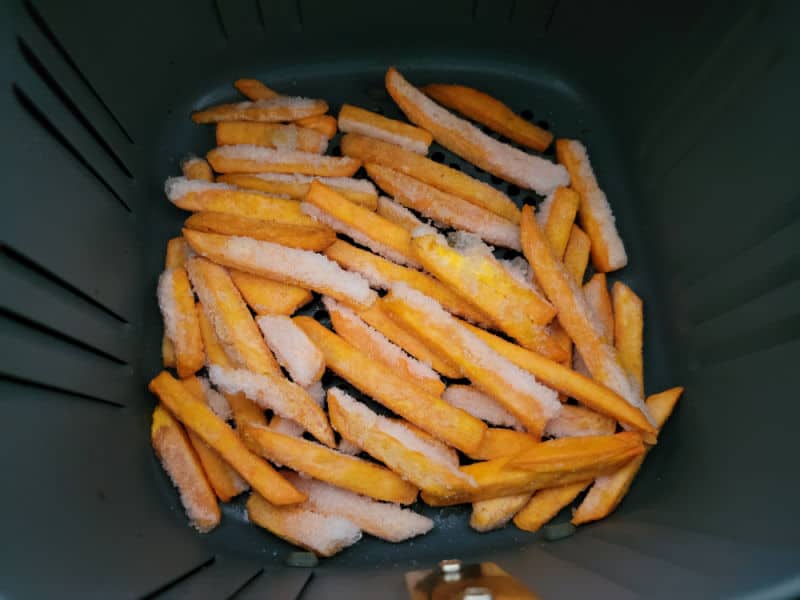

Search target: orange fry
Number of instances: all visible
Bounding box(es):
[375,196,428,232]
[207,145,360,177]
[234,78,279,100]
[165,237,193,269]
[228,269,313,316]
[539,187,580,259]
[157,267,204,378]
[216,121,328,153]
[612,281,644,391]
[513,480,591,532]
[583,273,614,344]
[467,428,539,461]
[192,96,328,124]
[471,493,532,532]
[338,103,432,154]
[181,156,214,181]
[545,404,616,439]
[294,114,338,138]
[563,225,591,284]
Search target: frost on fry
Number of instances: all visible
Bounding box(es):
[192,96,328,124]
[218,172,377,209]
[207,144,360,177]
[338,103,432,154]
[157,267,204,378]
[257,314,325,387]
[443,385,524,430]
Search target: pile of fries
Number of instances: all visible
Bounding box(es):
[149,68,683,557]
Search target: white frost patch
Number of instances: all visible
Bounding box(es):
[165,177,235,201]
[257,314,324,387]
[442,385,523,430]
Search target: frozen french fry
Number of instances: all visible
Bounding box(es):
[386,68,569,195]
[257,315,325,387]
[166,177,318,227]
[162,335,176,368]
[218,172,378,209]
[216,121,328,153]
[192,96,328,124]
[294,317,487,453]
[442,385,523,430]
[471,493,532,532]
[294,114,337,138]
[467,428,539,461]
[157,267,205,378]
[324,297,445,396]
[181,156,214,181]
[323,240,491,327]
[338,104,432,154]
[184,212,335,251]
[149,372,305,505]
[341,132,519,223]
[422,83,553,152]
[389,418,460,467]
[556,139,627,272]
[327,388,475,499]
[187,430,248,502]
[584,273,614,344]
[538,187,580,259]
[184,230,377,310]
[612,281,644,392]
[563,225,591,284]
[520,206,653,429]
[234,78,278,100]
[209,365,334,447]
[513,480,591,532]
[246,492,362,557]
[303,181,420,267]
[229,269,313,316]
[375,196,430,232]
[243,425,418,504]
[165,237,194,269]
[196,302,234,368]
[151,404,220,532]
[207,145,360,177]
[545,404,616,438]
[383,286,561,438]
[365,163,521,250]
[187,257,281,376]
[572,387,683,525]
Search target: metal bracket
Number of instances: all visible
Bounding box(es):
[405,559,540,599]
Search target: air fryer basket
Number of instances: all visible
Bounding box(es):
[2,0,799,598]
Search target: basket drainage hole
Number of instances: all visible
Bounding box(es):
[507,184,520,196]
[537,120,550,131]
[449,163,461,171]
[431,151,445,163]
[521,109,534,120]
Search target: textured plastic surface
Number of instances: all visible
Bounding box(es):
[1,0,799,598]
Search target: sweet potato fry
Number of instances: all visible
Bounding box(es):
[556,139,627,272]
[229,269,313,316]
[520,206,652,427]
[563,225,591,284]
[545,404,616,439]
[207,145,360,177]
[294,317,487,453]
[303,182,420,267]
[257,315,325,387]
[422,83,553,152]
[234,78,278,100]
[572,387,683,525]
[612,281,644,391]
[327,388,475,499]
[184,230,377,310]
[187,257,280,376]
[243,425,418,504]
[471,493,532,532]
[538,187,580,259]
[584,273,614,344]
[513,480,591,532]
[467,428,539,461]
[341,132,519,223]
[151,404,220,532]
[383,286,561,438]
[365,163,520,249]
[157,267,205,378]
[184,211,335,251]
[166,177,319,227]
[246,492,361,557]
[323,240,491,327]
[386,68,569,195]
[294,114,337,138]
[181,156,214,181]
[209,365,334,447]
[149,372,305,505]
[217,173,378,209]
[192,96,328,124]
[324,297,445,396]
[338,104,432,154]
[216,121,328,153]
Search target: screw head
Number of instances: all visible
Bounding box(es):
[462,586,493,600]
[439,558,462,574]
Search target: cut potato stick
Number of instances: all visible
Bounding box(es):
[166,177,318,227]
[182,375,232,421]
[165,237,194,269]
[324,297,445,396]
[285,473,433,542]
[196,302,235,368]
[209,365,334,447]
[187,429,249,502]
[366,163,520,249]
[184,212,335,251]
[376,196,432,233]
[184,230,377,310]
[583,273,614,344]
[422,84,553,152]
[187,257,280,376]
[294,114,338,138]
[467,428,539,461]
[573,387,683,525]
[383,286,561,438]
[442,385,523,430]
[460,321,655,440]
[422,432,645,506]
[563,225,591,284]
[390,419,460,468]
[218,173,378,209]
[243,425,418,504]
[162,335,176,368]
[234,78,278,100]
[157,267,205,378]
[386,68,569,195]
[294,317,487,453]
[151,405,220,532]
[246,492,361,557]
[327,388,476,499]
[538,187,580,259]
[520,206,653,428]
[229,269,313,316]
[471,493,532,532]
[207,145,360,177]
[556,139,627,272]
[338,104,432,154]
[324,240,491,327]
[303,182,420,267]
[149,372,305,505]
[216,121,328,153]
[612,281,644,392]
[341,132,519,223]
[545,404,616,439]
[513,480,591,532]
[257,315,325,387]
[181,156,214,182]
[192,96,328,124]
